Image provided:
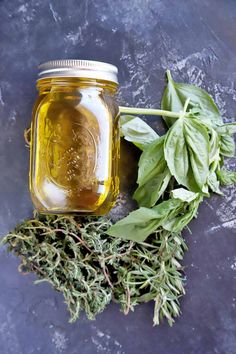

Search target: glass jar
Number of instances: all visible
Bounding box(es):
[30,60,120,215]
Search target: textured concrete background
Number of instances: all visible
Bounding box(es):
[0,0,236,353]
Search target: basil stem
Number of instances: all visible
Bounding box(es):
[119,106,180,118]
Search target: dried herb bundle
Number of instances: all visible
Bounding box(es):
[2,212,186,325]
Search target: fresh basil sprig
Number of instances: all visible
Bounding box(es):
[108,71,236,243]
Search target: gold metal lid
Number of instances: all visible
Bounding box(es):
[38,59,118,84]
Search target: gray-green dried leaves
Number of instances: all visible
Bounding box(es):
[2,213,187,327]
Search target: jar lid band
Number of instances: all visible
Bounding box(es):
[38,59,118,84]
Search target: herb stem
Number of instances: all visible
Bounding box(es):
[183,98,191,113]
[166,69,173,82]
[119,106,180,118]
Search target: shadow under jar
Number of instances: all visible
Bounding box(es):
[30,60,120,215]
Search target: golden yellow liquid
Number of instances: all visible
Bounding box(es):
[30,78,119,215]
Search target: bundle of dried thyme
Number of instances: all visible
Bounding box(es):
[2,212,186,326]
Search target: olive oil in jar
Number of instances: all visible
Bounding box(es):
[30,60,119,215]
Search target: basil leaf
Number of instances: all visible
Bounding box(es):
[171,188,199,202]
[133,137,171,207]
[220,135,235,157]
[106,207,161,242]
[184,118,210,188]
[216,123,236,135]
[133,168,171,207]
[161,75,184,127]
[217,169,236,185]
[215,121,236,157]
[137,136,165,185]
[163,197,201,233]
[207,172,223,195]
[209,129,220,165]
[164,118,189,185]
[106,199,182,242]
[164,117,210,191]
[120,115,159,150]
[161,71,222,127]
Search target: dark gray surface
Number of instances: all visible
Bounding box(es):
[0,0,236,353]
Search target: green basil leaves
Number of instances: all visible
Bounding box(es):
[107,70,236,243]
[217,169,236,185]
[161,70,222,127]
[107,199,182,242]
[120,115,159,150]
[133,137,171,207]
[164,116,210,191]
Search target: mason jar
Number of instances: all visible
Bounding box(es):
[29,59,119,215]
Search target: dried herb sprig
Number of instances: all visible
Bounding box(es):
[2,212,186,325]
